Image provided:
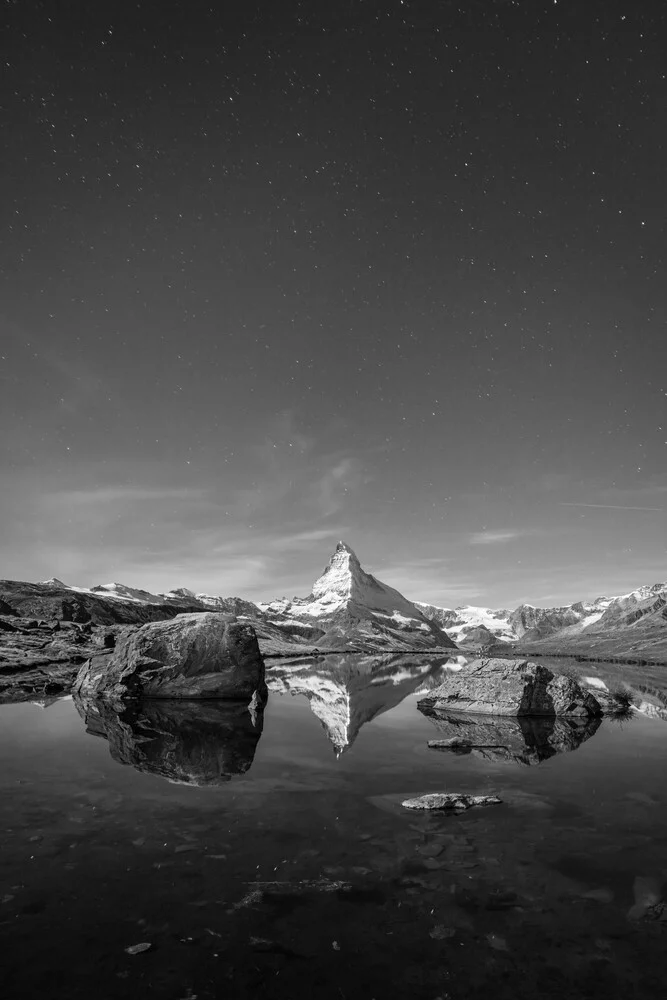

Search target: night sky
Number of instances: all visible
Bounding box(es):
[2,0,665,608]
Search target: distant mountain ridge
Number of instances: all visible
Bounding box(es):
[418,584,667,660]
[5,542,456,653]
[4,544,666,660]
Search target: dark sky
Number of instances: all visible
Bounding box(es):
[1,0,665,607]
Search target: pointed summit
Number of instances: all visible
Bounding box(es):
[312,540,364,601]
[263,541,458,651]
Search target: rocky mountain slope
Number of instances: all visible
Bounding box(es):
[2,579,204,625]
[3,545,666,665]
[516,584,667,661]
[415,603,515,644]
[417,584,667,661]
[258,542,456,651]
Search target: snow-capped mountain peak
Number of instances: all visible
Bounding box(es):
[259,542,456,650]
[312,540,365,601]
[311,540,421,617]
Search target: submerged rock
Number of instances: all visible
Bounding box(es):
[74,696,264,784]
[73,612,266,703]
[418,657,602,717]
[627,875,665,921]
[402,793,502,812]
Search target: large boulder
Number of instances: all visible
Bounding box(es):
[73,612,266,703]
[418,657,602,717]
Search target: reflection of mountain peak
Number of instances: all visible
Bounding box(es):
[267,654,453,754]
[74,697,264,785]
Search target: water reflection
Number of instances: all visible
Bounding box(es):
[267,653,455,755]
[73,696,264,785]
[419,708,602,765]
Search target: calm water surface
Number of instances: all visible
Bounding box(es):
[1,654,667,999]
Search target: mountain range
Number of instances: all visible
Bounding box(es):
[1,541,665,660]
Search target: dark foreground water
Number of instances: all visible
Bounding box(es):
[1,654,667,999]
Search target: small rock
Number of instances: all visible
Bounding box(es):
[428,738,473,750]
[430,925,456,940]
[625,791,656,806]
[417,843,446,858]
[485,890,519,910]
[332,940,340,951]
[174,844,198,854]
[581,888,614,903]
[125,942,152,955]
[627,875,663,920]
[402,793,502,812]
[486,933,508,952]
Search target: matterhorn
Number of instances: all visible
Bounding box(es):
[259,541,456,651]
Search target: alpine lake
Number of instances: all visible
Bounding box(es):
[2,653,667,999]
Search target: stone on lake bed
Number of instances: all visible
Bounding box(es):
[427,738,508,752]
[402,793,502,812]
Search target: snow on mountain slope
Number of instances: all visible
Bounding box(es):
[416,603,515,643]
[517,584,667,660]
[30,553,666,658]
[593,583,667,628]
[415,594,626,646]
[90,583,167,604]
[259,542,456,651]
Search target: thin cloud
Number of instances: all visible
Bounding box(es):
[469,530,525,545]
[268,528,349,551]
[312,458,366,517]
[46,486,208,506]
[372,557,482,607]
[560,502,663,512]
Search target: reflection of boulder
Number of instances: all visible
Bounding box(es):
[418,658,602,717]
[74,697,264,784]
[420,708,601,765]
[267,653,448,755]
[73,613,266,704]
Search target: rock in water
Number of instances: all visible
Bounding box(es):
[402,793,502,812]
[73,612,266,703]
[418,657,602,717]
